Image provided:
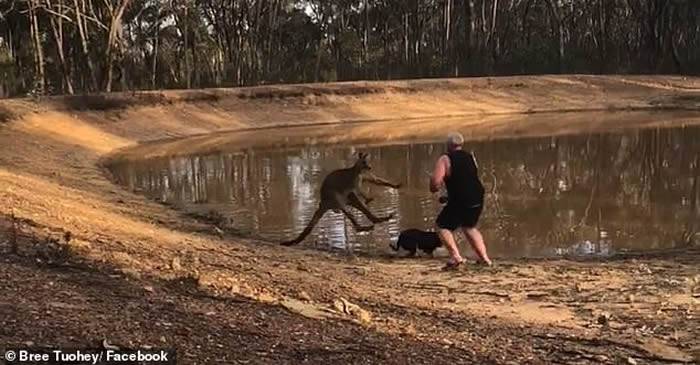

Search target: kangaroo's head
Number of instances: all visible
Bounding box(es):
[353,152,372,172]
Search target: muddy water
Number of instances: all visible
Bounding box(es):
[108,124,700,258]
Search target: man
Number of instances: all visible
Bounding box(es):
[430,132,492,269]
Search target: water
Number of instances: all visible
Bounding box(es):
[108,124,700,258]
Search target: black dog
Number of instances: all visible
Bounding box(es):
[391,229,442,256]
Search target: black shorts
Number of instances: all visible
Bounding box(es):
[436,203,483,231]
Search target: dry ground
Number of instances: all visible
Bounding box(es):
[1,75,699,364]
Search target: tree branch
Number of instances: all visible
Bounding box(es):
[38,3,75,23]
[0,1,15,20]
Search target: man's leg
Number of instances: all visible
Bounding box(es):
[438,229,463,264]
[436,205,464,265]
[462,227,491,266]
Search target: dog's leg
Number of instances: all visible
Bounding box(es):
[390,237,401,251]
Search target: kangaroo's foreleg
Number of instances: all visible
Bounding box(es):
[357,188,374,205]
[348,192,393,224]
[362,173,402,189]
[281,206,328,246]
[339,207,374,232]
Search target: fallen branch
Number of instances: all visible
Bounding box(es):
[555,348,611,363]
[449,288,512,298]
[400,283,448,292]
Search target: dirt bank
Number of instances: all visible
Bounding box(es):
[1,76,699,364]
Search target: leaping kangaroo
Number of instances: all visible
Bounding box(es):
[281,152,402,246]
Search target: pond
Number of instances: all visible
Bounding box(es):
[107,119,700,258]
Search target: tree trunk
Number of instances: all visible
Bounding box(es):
[236,33,242,85]
[268,0,282,81]
[72,0,98,91]
[403,12,409,66]
[546,0,565,73]
[46,0,74,94]
[443,0,452,75]
[29,0,46,94]
[104,0,131,92]
[667,4,682,73]
[597,0,608,72]
[383,20,390,79]
[314,23,323,82]
[464,0,476,74]
[490,0,499,71]
[184,3,191,88]
[151,3,160,89]
[190,20,199,87]
[363,0,369,77]
[170,0,191,88]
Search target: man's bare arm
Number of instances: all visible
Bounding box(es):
[430,155,448,193]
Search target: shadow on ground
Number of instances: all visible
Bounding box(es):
[0,216,486,365]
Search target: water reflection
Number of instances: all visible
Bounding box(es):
[108,125,700,258]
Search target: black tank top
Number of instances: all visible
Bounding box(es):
[444,150,484,206]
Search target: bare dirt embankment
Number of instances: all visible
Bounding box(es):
[1,75,700,364]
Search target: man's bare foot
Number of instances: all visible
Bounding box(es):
[474,259,493,267]
[442,258,466,271]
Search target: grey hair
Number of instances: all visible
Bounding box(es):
[447,132,464,147]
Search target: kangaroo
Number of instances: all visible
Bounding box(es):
[281,152,401,246]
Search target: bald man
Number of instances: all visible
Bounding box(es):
[430,132,492,269]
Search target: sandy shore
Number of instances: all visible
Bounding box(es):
[1,75,699,364]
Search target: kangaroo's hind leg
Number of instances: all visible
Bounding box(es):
[339,207,374,232]
[281,206,329,246]
[347,192,393,223]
